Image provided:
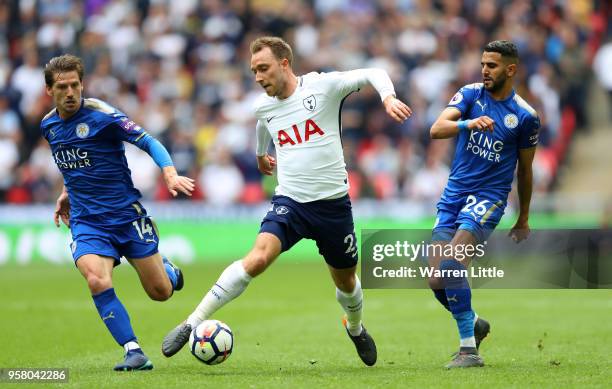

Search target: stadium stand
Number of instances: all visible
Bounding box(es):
[0,0,608,204]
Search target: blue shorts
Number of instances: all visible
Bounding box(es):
[70,203,159,266]
[432,192,506,243]
[259,195,358,269]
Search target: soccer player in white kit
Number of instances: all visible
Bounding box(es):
[162,36,412,366]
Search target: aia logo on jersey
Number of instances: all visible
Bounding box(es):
[278,119,325,147]
[303,95,316,111]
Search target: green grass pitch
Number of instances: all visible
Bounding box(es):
[1,262,610,388]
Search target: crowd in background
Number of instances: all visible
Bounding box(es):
[0,0,609,205]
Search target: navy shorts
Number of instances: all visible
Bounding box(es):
[432,192,506,243]
[259,195,358,269]
[70,203,160,266]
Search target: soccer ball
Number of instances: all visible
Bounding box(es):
[189,320,234,365]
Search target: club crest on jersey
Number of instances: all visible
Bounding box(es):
[75,123,90,138]
[449,92,463,105]
[303,95,317,111]
[275,206,289,215]
[503,114,519,129]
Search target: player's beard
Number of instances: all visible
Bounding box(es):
[484,73,506,93]
[270,74,289,98]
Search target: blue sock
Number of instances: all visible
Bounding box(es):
[163,257,178,290]
[432,289,450,311]
[439,259,474,340]
[92,288,137,346]
[454,310,476,340]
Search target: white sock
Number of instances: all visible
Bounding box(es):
[460,337,477,348]
[186,260,252,327]
[336,276,363,337]
[473,312,479,325]
[123,341,140,352]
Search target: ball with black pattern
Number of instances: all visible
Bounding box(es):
[189,320,234,365]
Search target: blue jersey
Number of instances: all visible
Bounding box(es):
[442,83,540,201]
[41,98,154,223]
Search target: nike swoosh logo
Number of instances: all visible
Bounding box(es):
[146,239,156,243]
[266,116,276,123]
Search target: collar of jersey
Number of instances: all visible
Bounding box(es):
[485,88,515,103]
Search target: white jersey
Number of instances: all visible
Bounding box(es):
[254,69,395,203]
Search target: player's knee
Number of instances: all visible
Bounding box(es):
[146,281,173,301]
[427,276,444,290]
[85,273,112,294]
[439,259,468,288]
[334,273,356,293]
[149,285,172,301]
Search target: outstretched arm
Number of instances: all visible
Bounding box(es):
[335,68,412,123]
[430,107,495,139]
[509,146,536,243]
[136,134,195,197]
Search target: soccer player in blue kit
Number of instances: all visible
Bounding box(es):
[428,41,539,368]
[41,54,195,371]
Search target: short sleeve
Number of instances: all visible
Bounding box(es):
[446,85,478,118]
[107,115,148,144]
[518,115,540,149]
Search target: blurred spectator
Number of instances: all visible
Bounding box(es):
[593,39,612,119]
[408,142,449,204]
[557,22,590,129]
[528,62,560,145]
[199,147,244,205]
[0,93,21,142]
[0,93,22,200]
[11,50,45,115]
[358,134,400,199]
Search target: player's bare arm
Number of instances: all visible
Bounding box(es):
[53,186,70,227]
[383,95,412,123]
[509,146,536,243]
[430,107,495,139]
[256,154,276,176]
[162,166,195,197]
